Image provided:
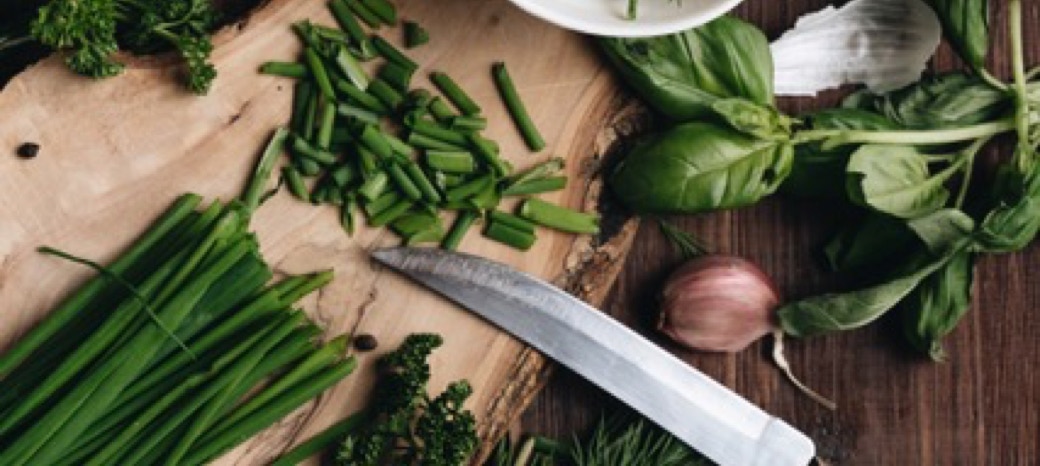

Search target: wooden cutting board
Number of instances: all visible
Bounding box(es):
[0,0,640,463]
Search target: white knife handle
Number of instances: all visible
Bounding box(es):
[749,417,815,466]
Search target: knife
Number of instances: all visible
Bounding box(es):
[371,247,815,466]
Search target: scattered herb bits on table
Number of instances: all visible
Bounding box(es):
[259,0,598,251]
[0,133,355,465]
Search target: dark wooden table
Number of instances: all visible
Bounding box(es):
[521,2,1040,464]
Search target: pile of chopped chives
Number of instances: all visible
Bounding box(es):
[259,0,598,251]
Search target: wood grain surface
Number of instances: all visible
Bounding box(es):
[522,1,1040,465]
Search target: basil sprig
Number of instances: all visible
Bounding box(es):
[603,2,1040,360]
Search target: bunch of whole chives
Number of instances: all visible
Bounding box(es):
[258,0,598,251]
[0,132,356,466]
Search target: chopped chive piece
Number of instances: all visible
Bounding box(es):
[492,61,545,151]
[407,88,435,108]
[311,180,334,204]
[346,0,382,27]
[334,78,389,114]
[243,128,290,212]
[505,157,564,186]
[334,47,369,90]
[304,48,336,100]
[329,164,358,187]
[404,163,442,203]
[428,96,456,123]
[407,116,469,147]
[316,102,337,150]
[501,176,566,196]
[358,171,389,200]
[283,167,310,202]
[350,38,378,61]
[430,71,481,115]
[404,21,429,48]
[313,24,351,44]
[340,197,357,235]
[441,173,466,187]
[364,191,401,216]
[442,210,478,250]
[385,133,416,158]
[292,21,324,50]
[369,199,414,226]
[426,150,476,174]
[366,78,404,110]
[328,0,367,44]
[446,175,493,202]
[484,222,536,250]
[260,61,308,78]
[302,91,320,141]
[378,61,415,91]
[337,103,380,125]
[357,146,379,174]
[295,156,322,176]
[370,36,418,71]
[449,115,487,132]
[407,132,467,151]
[468,178,501,209]
[488,210,536,234]
[406,226,443,245]
[291,82,314,135]
[519,198,599,234]
[292,137,338,165]
[467,134,510,176]
[360,0,397,24]
[387,163,423,200]
[359,125,394,159]
[390,213,439,237]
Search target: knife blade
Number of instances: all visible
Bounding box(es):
[371,247,815,466]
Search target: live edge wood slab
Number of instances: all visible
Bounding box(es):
[0,0,639,463]
[524,1,1040,465]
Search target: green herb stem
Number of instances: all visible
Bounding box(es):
[304,48,335,100]
[1009,0,1033,172]
[360,0,396,24]
[796,118,1019,149]
[484,221,536,250]
[243,129,290,213]
[489,210,536,234]
[335,47,369,90]
[502,176,566,196]
[426,150,477,173]
[345,0,382,27]
[270,413,367,466]
[328,0,367,44]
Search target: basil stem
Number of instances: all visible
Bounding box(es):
[796,117,1019,149]
[492,62,546,151]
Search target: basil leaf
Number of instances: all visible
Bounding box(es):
[824,212,918,273]
[610,122,792,214]
[900,250,974,361]
[842,73,1009,129]
[925,0,989,71]
[906,208,976,254]
[779,246,961,338]
[846,145,956,219]
[977,169,1040,253]
[782,109,901,199]
[599,15,773,121]
[710,98,791,140]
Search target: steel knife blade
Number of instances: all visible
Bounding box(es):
[371,247,815,466]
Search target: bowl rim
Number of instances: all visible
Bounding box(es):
[507,0,745,37]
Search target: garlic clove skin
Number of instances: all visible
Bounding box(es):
[658,255,780,353]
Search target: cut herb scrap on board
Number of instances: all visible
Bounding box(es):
[257,0,595,251]
[603,0,1040,360]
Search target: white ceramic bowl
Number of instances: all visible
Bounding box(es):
[508,0,744,37]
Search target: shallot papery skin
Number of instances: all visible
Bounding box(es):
[658,255,780,353]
